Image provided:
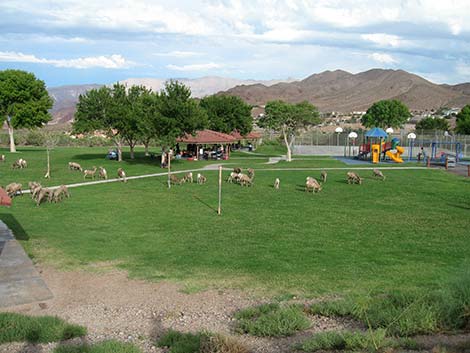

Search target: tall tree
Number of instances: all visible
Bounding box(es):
[415,117,450,131]
[73,86,126,161]
[138,89,159,156]
[43,132,59,179]
[258,100,321,162]
[456,105,470,135]
[0,70,53,152]
[199,95,252,134]
[155,80,207,147]
[361,100,411,129]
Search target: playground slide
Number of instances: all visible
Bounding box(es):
[386,146,404,163]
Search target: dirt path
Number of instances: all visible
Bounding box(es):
[0,266,357,353]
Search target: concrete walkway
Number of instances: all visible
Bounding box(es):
[0,221,52,307]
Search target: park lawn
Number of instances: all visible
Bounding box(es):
[1,147,469,296]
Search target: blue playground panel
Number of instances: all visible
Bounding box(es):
[334,156,420,165]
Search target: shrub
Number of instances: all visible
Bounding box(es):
[157,330,203,353]
[157,330,248,353]
[297,329,412,352]
[0,313,87,344]
[25,130,46,146]
[53,340,142,353]
[234,303,310,337]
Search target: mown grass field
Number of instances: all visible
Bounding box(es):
[0,146,469,296]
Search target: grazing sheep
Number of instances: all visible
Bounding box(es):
[347,171,363,185]
[0,155,5,162]
[5,183,22,197]
[12,159,25,169]
[238,173,253,187]
[117,168,127,182]
[197,173,207,184]
[98,166,108,180]
[182,172,193,183]
[274,178,280,189]
[305,177,322,193]
[49,185,70,203]
[372,168,385,181]
[321,170,327,183]
[68,162,83,171]
[19,159,27,168]
[36,187,53,206]
[169,174,183,185]
[83,166,97,180]
[28,182,42,199]
[233,167,242,174]
[226,172,240,183]
[247,168,255,179]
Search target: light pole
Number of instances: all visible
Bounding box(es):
[407,132,416,161]
[348,131,358,157]
[335,127,343,147]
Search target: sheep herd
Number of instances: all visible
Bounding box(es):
[68,162,127,182]
[170,172,207,185]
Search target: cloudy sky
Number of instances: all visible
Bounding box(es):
[1,0,470,87]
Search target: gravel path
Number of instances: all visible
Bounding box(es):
[0,267,356,353]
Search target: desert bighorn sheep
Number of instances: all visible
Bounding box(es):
[0,155,5,162]
[98,166,108,180]
[227,172,240,183]
[36,187,53,206]
[372,168,385,181]
[182,172,193,183]
[117,168,127,182]
[306,177,322,193]
[274,178,280,189]
[5,183,23,197]
[12,158,27,169]
[321,170,327,183]
[170,174,183,185]
[83,166,97,180]
[28,182,42,199]
[347,171,363,185]
[50,185,70,203]
[238,173,253,187]
[68,162,83,171]
[197,173,207,184]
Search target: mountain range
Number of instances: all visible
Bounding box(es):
[47,70,470,125]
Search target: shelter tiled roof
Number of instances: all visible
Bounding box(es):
[177,129,237,144]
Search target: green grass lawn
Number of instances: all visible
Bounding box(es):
[1,147,469,296]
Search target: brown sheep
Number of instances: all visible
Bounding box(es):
[98,166,108,180]
[28,182,42,199]
[372,168,385,181]
[233,167,242,174]
[83,166,97,180]
[247,168,255,179]
[306,177,322,193]
[321,170,327,183]
[49,185,70,203]
[197,173,207,184]
[347,171,363,185]
[117,168,127,182]
[5,183,22,197]
[36,187,53,206]
[227,172,240,183]
[170,174,183,185]
[182,172,193,183]
[68,162,83,171]
[238,173,253,187]
[274,178,280,189]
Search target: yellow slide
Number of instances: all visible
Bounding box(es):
[386,146,404,163]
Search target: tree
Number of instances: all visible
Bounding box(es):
[456,105,470,135]
[73,86,126,161]
[415,117,450,131]
[199,95,252,134]
[138,89,159,156]
[0,70,53,152]
[361,100,411,129]
[43,132,59,179]
[154,80,207,147]
[258,100,321,162]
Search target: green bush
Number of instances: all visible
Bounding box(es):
[298,329,411,352]
[0,313,87,344]
[53,340,142,353]
[25,130,46,146]
[157,330,203,353]
[234,303,310,337]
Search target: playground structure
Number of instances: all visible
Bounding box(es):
[358,128,404,164]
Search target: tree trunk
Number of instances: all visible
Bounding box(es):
[44,149,50,179]
[114,138,123,162]
[144,142,150,156]
[8,123,16,153]
[129,144,135,160]
[282,129,292,162]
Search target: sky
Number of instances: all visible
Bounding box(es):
[1,0,470,87]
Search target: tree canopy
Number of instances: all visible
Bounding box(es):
[154,80,207,146]
[415,116,450,131]
[0,69,53,152]
[199,95,252,135]
[456,105,470,135]
[361,100,411,129]
[258,100,321,161]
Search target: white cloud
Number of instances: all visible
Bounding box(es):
[361,33,402,47]
[0,51,134,69]
[369,52,398,64]
[166,62,223,71]
[154,51,202,58]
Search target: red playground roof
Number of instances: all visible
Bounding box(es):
[0,188,12,207]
